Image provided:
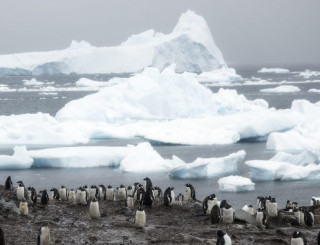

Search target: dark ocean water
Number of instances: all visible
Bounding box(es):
[0,65,320,209]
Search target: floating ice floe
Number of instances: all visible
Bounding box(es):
[257,68,290,74]
[0,10,238,80]
[169,150,245,179]
[0,146,33,169]
[218,175,255,192]
[267,100,320,152]
[260,85,300,93]
[298,70,320,79]
[22,78,44,86]
[308,89,320,93]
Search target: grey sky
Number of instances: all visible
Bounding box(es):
[0,0,319,66]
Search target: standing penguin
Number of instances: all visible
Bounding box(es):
[143,186,154,207]
[79,187,88,205]
[0,226,4,245]
[106,185,114,201]
[153,186,162,198]
[164,187,175,206]
[19,200,28,216]
[185,183,196,202]
[143,177,153,190]
[291,231,307,245]
[126,195,135,208]
[37,224,50,245]
[221,205,234,224]
[267,198,278,218]
[59,185,67,201]
[211,204,221,224]
[203,194,218,215]
[68,189,76,203]
[98,185,106,200]
[27,187,37,205]
[16,181,28,201]
[41,190,49,206]
[49,188,59,200]
[216,230,232,245]
[256,208,267,228]
[134,206,146,228]
[304,211,314,227]
[117,185,127,201]
[5,176,13,190]
[89,199,100,219]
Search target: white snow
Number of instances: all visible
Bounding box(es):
[267,100,320,152]
[218,175,255,192]
[75,78,112,89]
[0,10,232,77]
[298,70,320,79]
[260,85,300,93]
[169,150,246,179]
[308,89,320,93]
[22,78,44,86]
[258,68,290,74]
[0,146,33,169]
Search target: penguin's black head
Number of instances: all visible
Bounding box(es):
[107,185,112,188]
[83,185,88,188]
[292,231,301,238]
[61,185,66,188]
[217,230,225,237]
[271,197,276,202]
[92,198,97,202]
[99,184,105,188]
[257,208,263,212]
[91,185,96,188]
[17,180,24,186]
[211,194,216,198]
[42,190,47,194]
[138,206,144,211]
[248,205,253,208]
[27,187,32,191]
[143,177,149,181]
[170,187,174,190]
[120,184,125,188]
[287,200,291,203]
[127,186,132,190]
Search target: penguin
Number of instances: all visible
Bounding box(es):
[90,185,100,201]
[126,195,135,208]
[164,187,175,206]
[185,183,196,202]
[117,184,126,201]
[19,200,28,215]
[37,224,50,245]
[132,182,141,200]
[49,188,59,200]
[5,176,13,190]
[136,184,144,203]
[291,231,307,245]
[267,198,278,218]
[106,185,114,201]
[83,185,90,197]
[79,187,88,205]
[127,186,134,196]
[216,230,232,245]
[143,186,154,207]
[286,200,293,211]
[257,196,264,209]
[27,187,37,205]
[221,205,234,224]
[89,199,100,219]
[203,194,218,215]
[134,206,146,228]
[256,208,267,228]
[143,177,153,190]
[0,226,4,245]
[16,181,28,201]
[59,185,67,201]
[297,208,305,226]
[304,211,314,227]
[210,204,221,224]
[153,186,162,198]
[177,193,184,203]
[317,231,320,245]
[67,189,76,203]
[242,205,254,215]
[75,187,82,203]
[98,185,106,200]
[41,190,49,206]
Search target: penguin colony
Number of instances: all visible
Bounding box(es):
[2,176,320,244]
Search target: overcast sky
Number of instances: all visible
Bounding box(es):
[0,0,319,66]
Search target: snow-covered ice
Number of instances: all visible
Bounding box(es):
[218,175,255,192]
[0,146,33,169]
[298,70,320,79]
[258,68,290,74]
[169,150,246,179]
[260,85,300,93]
[22,78,44,86]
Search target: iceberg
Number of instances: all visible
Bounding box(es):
[260,85,300,93]
[0,10,234,77]
[298,70,320,79]
[267,100,320,152]
[22,78,44,86]
[257,68,290,74]
[169,150,245,179]
[0,146,33,169]
[218,175,255,192]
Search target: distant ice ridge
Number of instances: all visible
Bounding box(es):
[245,150,320,181]
[0,146,33,169]
[260,85,300,93]
[267,100,320,152]
[258,68,290,74]
[169,150,246,179]
[0,10,240,81]
[218,175,255,192]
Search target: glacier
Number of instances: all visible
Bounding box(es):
[218,175,255,192]
[169,150,246,179]
[0,10,237,78]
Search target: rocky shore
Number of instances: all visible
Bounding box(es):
[0,185,320,244]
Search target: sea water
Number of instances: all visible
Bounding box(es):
[0,65,320,209]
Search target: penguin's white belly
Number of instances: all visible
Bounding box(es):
[256,212,265,227]
[106,189,114,201]
[68,191,76,202]
[19,202,28,215]
[127,197,134,208]
[222,208,234,224]
[291,237,304,245]
[48,191,54,201]
[89,202,100,219]
[206,199,217,215]
[118,189,126,201]
[268,203,278,217]
[223,234,232,245]
[40,226,50,245]
[135,210,146,227]
[170,191,175,204]
[90,189,96,200]
[59,189,67,201]
[17,187,25,201]
[79,191,87,205]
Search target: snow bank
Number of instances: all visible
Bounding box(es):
[218,175,255,192]
[0,146,33,169]
[260,85,300,93]
[267,100,320,152]
[258,68,290,74]
[0,10,231,76]
[169,150,245,179]
[299,70,320,79]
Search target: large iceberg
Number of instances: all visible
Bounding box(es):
[0,10,232,77]
[218,175,255,192]
[169,150,246,179]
